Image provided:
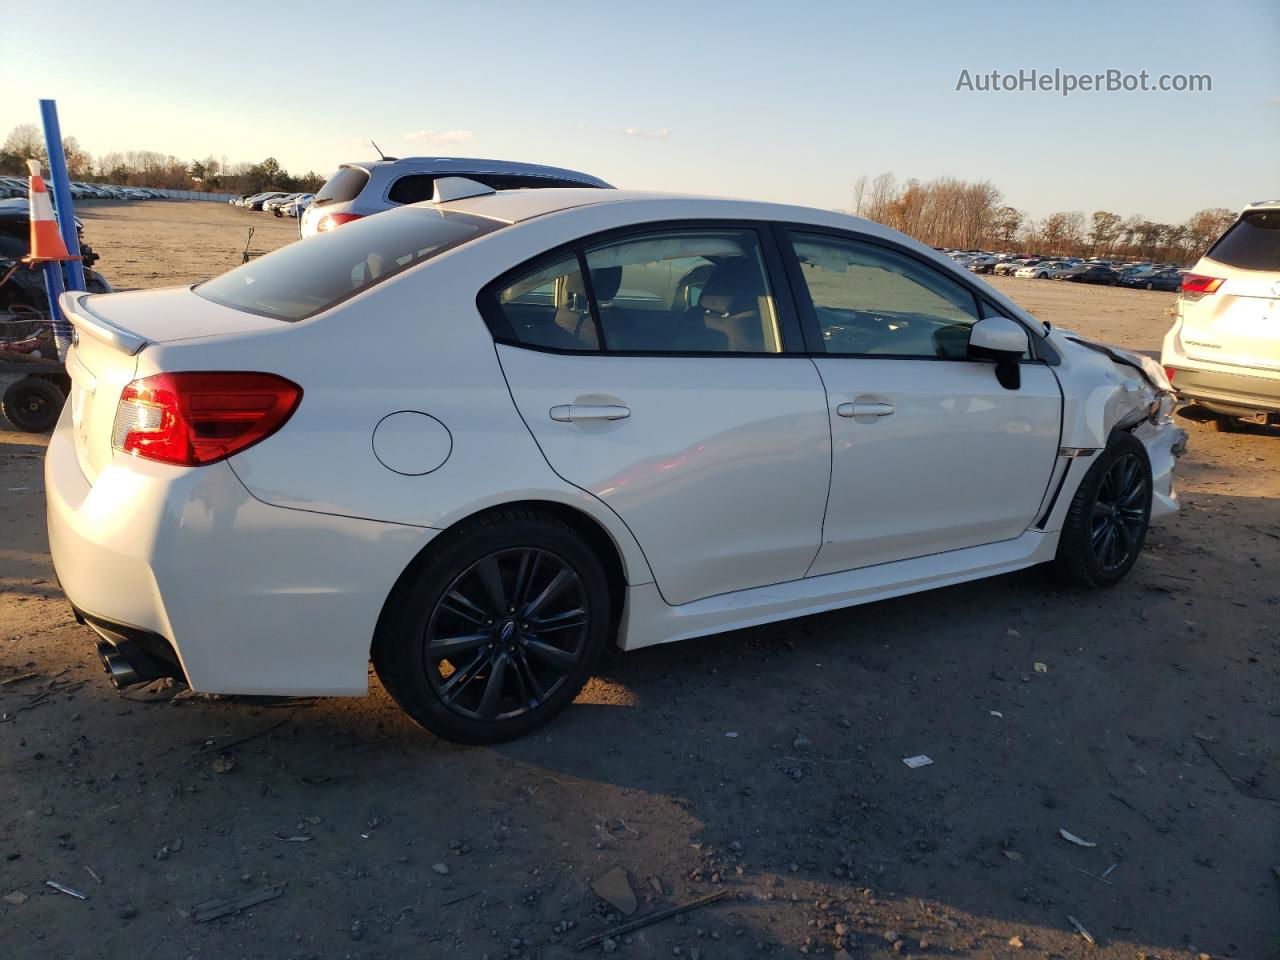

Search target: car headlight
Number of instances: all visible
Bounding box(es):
[1150,392,1176,425]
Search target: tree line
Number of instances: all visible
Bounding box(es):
[850,172,1234,265]
[1,124,1236,262]
[0,124,325,195]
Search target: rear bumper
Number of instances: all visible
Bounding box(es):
[45,410,434,696]
[1166,364,1280,416]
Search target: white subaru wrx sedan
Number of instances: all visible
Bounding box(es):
[48,182,1187,743]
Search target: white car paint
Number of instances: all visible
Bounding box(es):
[47,189,1184,702]
[1161,200,1280,418]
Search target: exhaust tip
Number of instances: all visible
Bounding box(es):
[96,640,142,688]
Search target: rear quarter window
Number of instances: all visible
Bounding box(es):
[387,173,601,205]
[195,207,501,321]
[1206,210,1280,271]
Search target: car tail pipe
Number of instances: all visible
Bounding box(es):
[74,607,188,688]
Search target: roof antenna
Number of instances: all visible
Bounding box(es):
[371,139,389,161]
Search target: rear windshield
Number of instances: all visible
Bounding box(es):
[195,207,501,321]
[313,165,370,206]
[1206,210,1280,271]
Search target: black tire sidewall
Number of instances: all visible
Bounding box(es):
[373,513,611,744]
[1057,433,1153,587]
[2,378,64,433]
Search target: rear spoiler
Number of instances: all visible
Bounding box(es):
[59,291,150,356]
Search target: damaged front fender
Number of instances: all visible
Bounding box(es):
[1055,331,1182,448]
[1050,328,1187,521]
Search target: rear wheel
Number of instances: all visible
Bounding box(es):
[1051,433,1152,587]
[372,509,611,744]
[1,377,63,433]
[1211,414,1243,433]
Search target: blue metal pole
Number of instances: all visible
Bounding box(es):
[38,99,81,360]
[39,99,86,291]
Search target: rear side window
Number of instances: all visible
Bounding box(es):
[487,230,782,354]
[313,166,369,206]
[195,207,501,321]
[1206,210,1280,271]
[495,256,598,351]
[388,173,599,205]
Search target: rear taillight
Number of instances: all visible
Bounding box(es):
[1163,366,1176,382]
[316,212,363,232]
[1179,274,1223,296]
[112,372,301,466]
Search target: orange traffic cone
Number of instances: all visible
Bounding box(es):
[25,159,78,264]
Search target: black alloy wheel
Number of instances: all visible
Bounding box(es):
[424,548,589,722]
[371,508,611,744]
[1089,451,1150,573]
[1051,432,1153,587]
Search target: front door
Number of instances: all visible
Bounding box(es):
[781,229,1062,576]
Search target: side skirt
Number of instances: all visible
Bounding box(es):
[617,530,1058,651]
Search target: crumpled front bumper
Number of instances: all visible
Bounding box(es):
[1133,418,1187,521]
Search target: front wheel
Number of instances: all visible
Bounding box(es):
[1051,433,1153,587]
[372,509,611,744]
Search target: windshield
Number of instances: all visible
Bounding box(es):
[195,207,501,321]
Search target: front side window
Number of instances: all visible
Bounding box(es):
[790,233,980,359]
[583,230,782,353]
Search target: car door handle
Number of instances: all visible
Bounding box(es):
[837,401,895,418]
[549,404,631,423]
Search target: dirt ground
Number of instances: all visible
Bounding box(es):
[2,202,1277,960]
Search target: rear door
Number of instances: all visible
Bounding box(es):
[486,224,831,606]
[1180,209,1280,370]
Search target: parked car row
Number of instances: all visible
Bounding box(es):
[950,251,1189,290]
[230,190,314,218]
[0,177,166,202]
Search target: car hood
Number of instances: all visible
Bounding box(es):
[1060,331,1173,393]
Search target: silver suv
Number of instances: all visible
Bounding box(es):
[299,157,612,238]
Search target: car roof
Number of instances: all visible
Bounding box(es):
[348,156,613,188]
[427,188,919,243]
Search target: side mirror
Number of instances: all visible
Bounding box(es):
[968,315,1029,390]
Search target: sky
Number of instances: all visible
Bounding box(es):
[2,0,1277,224]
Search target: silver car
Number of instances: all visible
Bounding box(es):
[299,157,612,238]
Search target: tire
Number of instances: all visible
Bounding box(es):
[1051,433,1153,587]
[1144,281,1154,290]
[372,508,611,744]
[1210,414,1242,433]
[2,377,64,433]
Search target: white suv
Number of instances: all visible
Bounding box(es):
[299,157,612,238]
[1161,201,1280,429]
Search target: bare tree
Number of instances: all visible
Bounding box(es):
[864,173,898,225]
[850,175,868,217]
[1089,211,1122,255]
[62,136,93,178]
